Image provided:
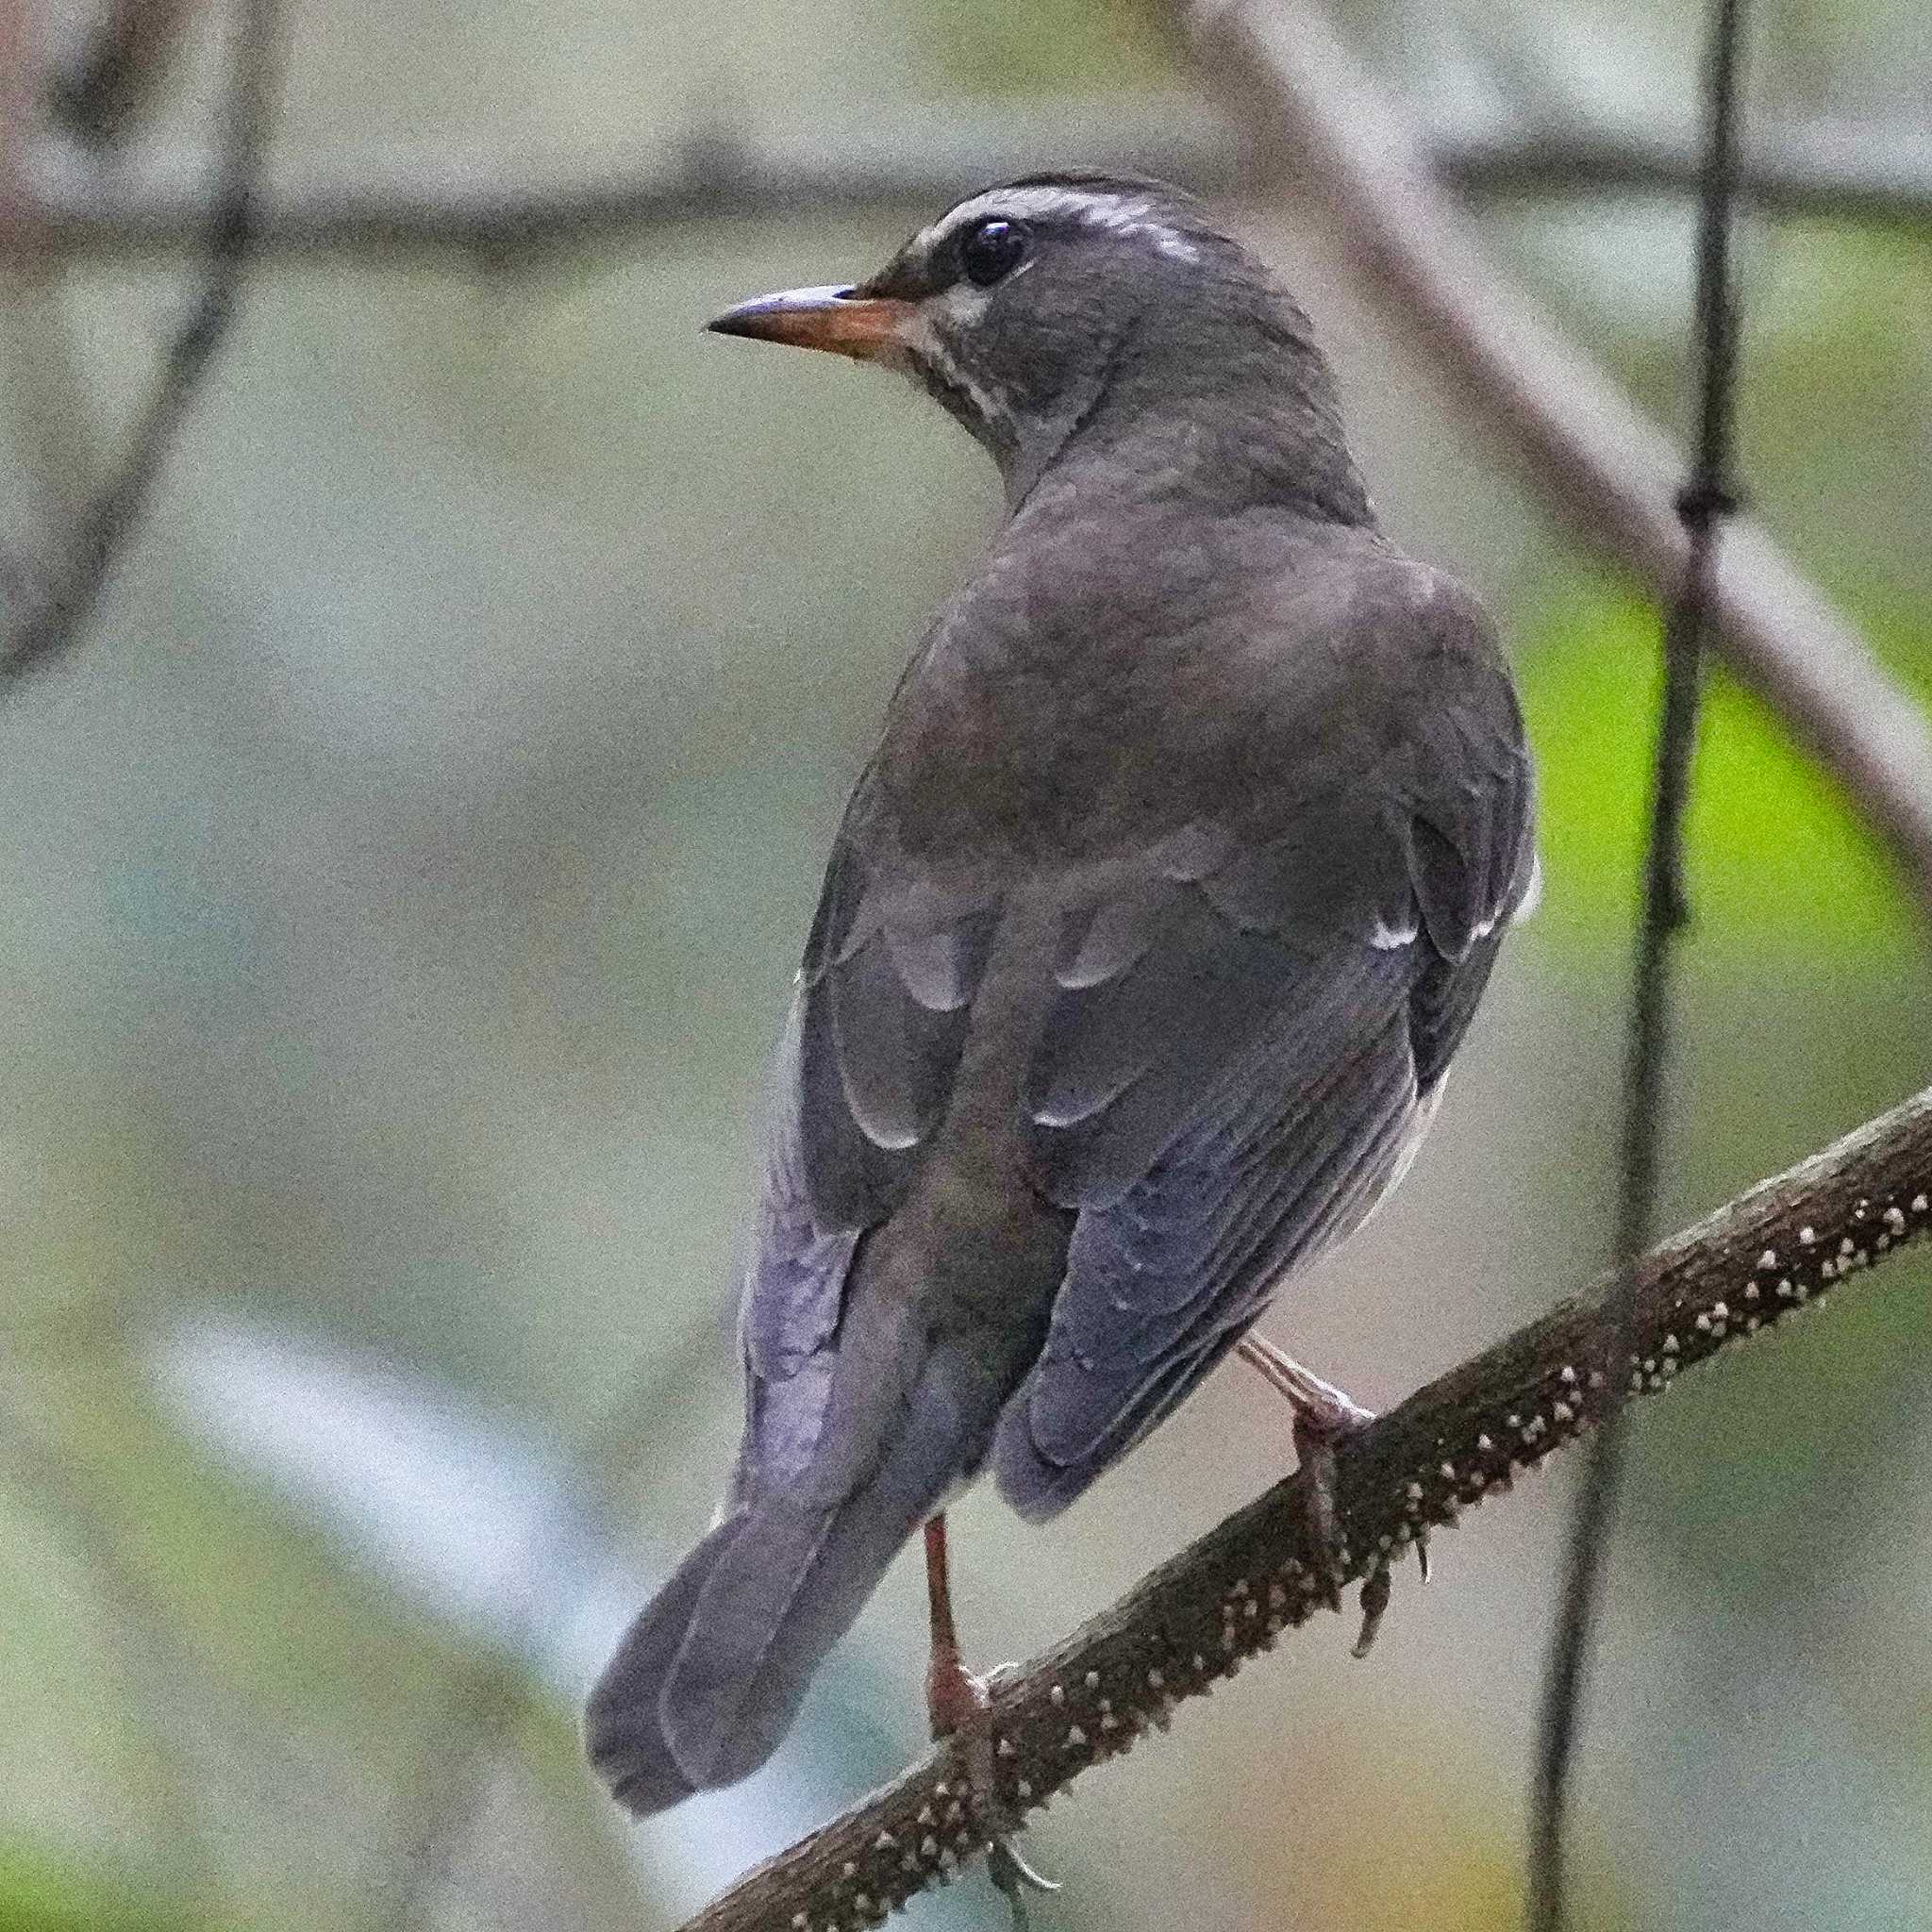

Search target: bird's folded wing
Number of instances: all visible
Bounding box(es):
[995,976,1423,1518]
[734,825,1006,1497]
[792,825,1004,1229]
[997,583,1536,1516]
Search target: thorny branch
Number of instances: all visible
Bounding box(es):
[0,0,282,687]
[1530,1,1748,1921]
[1170,0,1932,905]
[673,1086,1932,1932]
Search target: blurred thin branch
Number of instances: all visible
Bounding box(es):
[1169,0,1932,904]
[1532,1,1747,1921]
[0,0,282,687]
[371,1649,547,1932]
[4,0,116,541]
[0,0,34,251]
[45,0,198,148]
[6,93,1932,269]
[675,1084,1932,1932]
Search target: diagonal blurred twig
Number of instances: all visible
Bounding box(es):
[363,1315,724,1932]
[45,0,199,149]
[1169,0,1932,906]
[0,0,283,688]
[1530,1,1748,1921]
[672,1085,1932,1931]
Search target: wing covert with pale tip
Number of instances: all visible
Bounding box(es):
[732,807,1011,1500]
[793,816,1005,1230]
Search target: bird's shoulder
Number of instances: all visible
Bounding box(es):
[880,508,1512,844]
[1231,539,1513,735]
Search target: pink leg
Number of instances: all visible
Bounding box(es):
[1236,1332,1422,1655]
[923,1513,987,1740]
[922,1514,1058,1923]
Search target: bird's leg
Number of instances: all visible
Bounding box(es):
[922,1513,983,1740]
[1236,1332,1421,1655]
[922,1516,1058,1925]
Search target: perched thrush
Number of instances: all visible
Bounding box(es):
[587,175,1537,1816]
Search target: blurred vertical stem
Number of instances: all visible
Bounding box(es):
[1526,1,1748,1924]
[2,0,110,545]
[1,0,283,684]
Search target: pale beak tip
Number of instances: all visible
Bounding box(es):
[705,285,860,340]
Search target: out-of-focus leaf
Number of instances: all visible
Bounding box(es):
[1514,574,1924,955]
[143,1315,989,1926]
[911,0,1173,92]
[0,1840,191,1932]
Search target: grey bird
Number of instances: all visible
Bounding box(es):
[587,175,1537,1818]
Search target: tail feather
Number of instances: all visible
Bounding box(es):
[584,1513,743,1815]
[661,1407,960,1790]
[585,1353,982,1815]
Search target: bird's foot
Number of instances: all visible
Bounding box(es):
[1237,1333,1410,1655]
[927,1649,1059,1926]
[987,1838,1061,1928]
[925,1634,991,1744]
[924,1519,1058,1927]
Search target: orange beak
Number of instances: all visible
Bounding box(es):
[706,284,914,361]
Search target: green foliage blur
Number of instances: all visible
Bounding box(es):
[3,2,1930,1929]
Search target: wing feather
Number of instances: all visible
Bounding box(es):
[996,987,1423,1514]
[993,568,1535,1517]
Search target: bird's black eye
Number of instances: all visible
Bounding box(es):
[958,218,1029,288]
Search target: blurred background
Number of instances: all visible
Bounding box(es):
[3,1,1930,1927]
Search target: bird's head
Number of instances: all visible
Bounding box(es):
[708,174,1371,519]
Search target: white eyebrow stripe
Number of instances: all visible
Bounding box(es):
[915,186,1202,265]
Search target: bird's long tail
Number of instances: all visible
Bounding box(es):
[584,1362,978,1816]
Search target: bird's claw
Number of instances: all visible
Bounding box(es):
[929,1644,1057,1924]
[1291,1407,1360,1615]
[1241,1334,1397,1641]
[1352,1525,1432,1656]
[989,1838,1061,1928]
[1352,1563,1391,1657]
